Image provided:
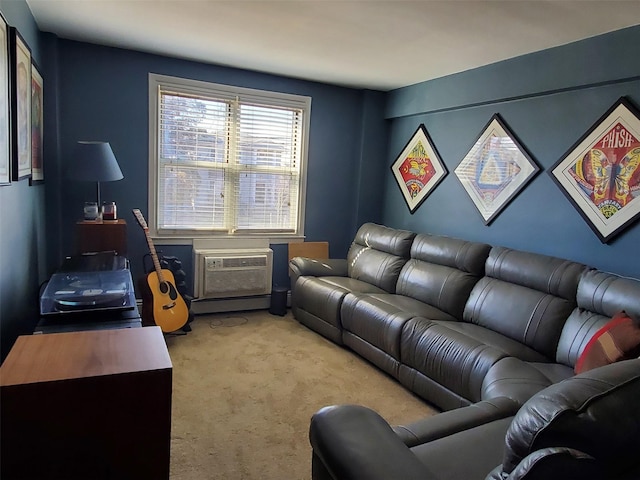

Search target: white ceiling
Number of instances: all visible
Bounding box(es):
[26,0,640,91]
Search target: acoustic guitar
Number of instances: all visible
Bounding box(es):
[132,209,189,333]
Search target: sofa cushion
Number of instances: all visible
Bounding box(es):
[394,234,491,320]
[483,247,586,300]
[555,308,609,368]
[341,293,456,361]
[556,270,640,368]
[464,247,586,360]
[350,222,416,257]
[574,269,640,320]
[502,358,640,476]
[411,416,513,480]
[346,223,415,293]
[574,311,640,374]
[409,233,491,275]
[481,357,573,405]
[294,276,386,331]
[431,321,548,362]
[394,397,519,447]
[400,318,508,404]
[343,293,457,325]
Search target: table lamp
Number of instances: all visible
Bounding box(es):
[67,141,123,219]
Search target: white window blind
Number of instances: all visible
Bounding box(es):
[149,74,310,237]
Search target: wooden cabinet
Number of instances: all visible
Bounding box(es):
[0,326,172,479]
[76,219,127,255]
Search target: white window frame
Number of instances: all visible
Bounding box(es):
[148,73,310,243]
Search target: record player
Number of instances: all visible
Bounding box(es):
[40,252,136,316]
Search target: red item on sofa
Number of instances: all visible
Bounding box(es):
[575,311,640,374]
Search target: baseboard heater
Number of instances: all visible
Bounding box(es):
[190,294,287,315]
[137,293,291,316]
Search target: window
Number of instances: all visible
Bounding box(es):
[148,74,310,238]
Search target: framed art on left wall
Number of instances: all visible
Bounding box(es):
[30,61,43,184]
[0,13,10,185]
[9,27,31,182]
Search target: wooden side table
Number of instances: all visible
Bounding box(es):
[76,218,128,255]
[0,326,172,479]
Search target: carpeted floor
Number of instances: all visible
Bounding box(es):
[166,310,436,480]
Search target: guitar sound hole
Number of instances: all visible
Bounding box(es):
[159,282,169,294]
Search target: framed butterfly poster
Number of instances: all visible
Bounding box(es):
[391,124,447,213]
[550,97,640,243]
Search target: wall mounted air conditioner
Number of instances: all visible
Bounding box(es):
[193,248,273,300]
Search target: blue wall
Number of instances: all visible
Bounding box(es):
[2,0,639,361]
[0,0,388,361]
[0,0,50,361]
[52,40,387,293]
[383,26,640,279]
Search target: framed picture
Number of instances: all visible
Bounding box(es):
[391,124,447,213]
[30,61,43,184]
[0,13,9,185]
[550,97,640,243]
[10,27,31,181]
[455,114,540,225]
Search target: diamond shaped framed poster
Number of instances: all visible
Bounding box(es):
[391,124,447,213]
[455,114,539,225]
[0,13,10,185]
[550,97,640,243]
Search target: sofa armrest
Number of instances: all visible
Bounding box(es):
[290,257,348,277]
[309,405,436,480]
[393,397,519,447]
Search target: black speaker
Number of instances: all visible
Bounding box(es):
[269,286,288,316]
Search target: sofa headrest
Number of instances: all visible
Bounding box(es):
[576,269,640,321]
[556,270,640,368]
[347,223,416,293]
[353,223,415,257]
[410,234,491,276]
[485,247,586,301]
[502,358,640,476]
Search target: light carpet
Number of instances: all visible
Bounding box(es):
[166,310,436,480]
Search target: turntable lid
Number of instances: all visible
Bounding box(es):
[40,269,136,316]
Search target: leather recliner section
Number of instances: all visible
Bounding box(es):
[340,294,458,378]
[397,234,491,320]
[340,234,491,382]
[464,247,587,360]
[291,223,414,343]
[346,223,416,293]
[309,359,640,480]
[499,359,640,478]
[291,224,640,422]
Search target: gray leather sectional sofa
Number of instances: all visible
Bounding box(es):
[289,223,640,480]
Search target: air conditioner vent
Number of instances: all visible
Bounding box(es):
[193,248,273,300]
[215,256,267,269]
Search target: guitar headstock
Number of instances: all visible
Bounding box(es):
[132,209,149,230]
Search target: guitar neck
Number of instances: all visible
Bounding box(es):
[143,228,165,284]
